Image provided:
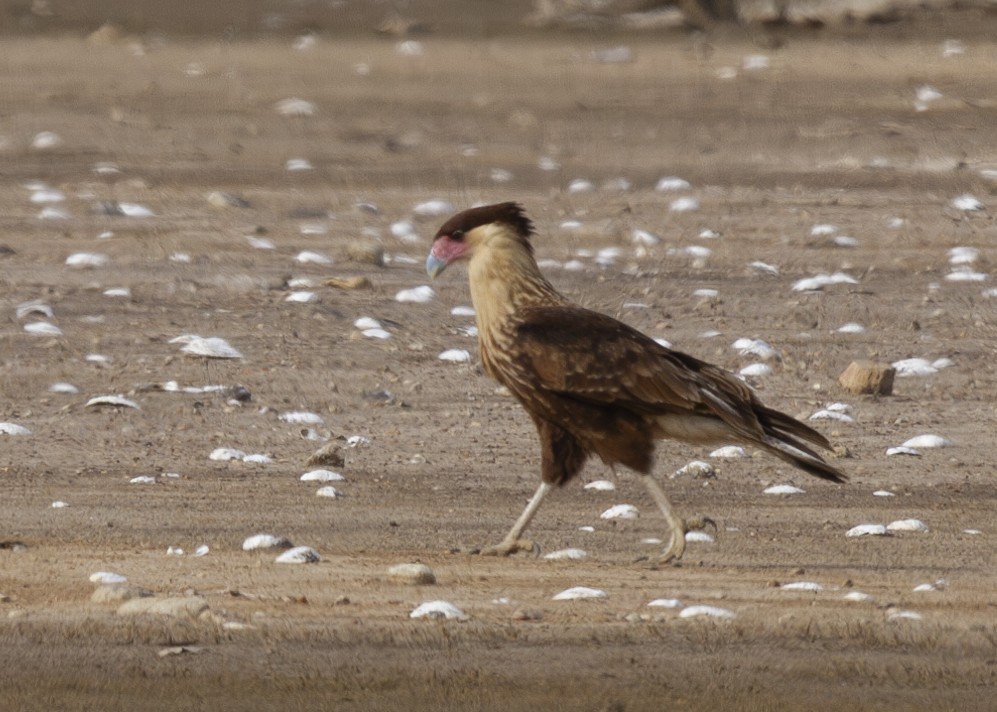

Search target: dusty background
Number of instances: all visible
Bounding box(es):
[2,4,997,711]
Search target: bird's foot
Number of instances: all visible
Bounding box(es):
[657,516,717,565]
[473,538,540,557]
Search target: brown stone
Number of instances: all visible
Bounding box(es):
[838,360,895,395]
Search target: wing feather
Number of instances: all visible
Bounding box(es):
[510,306,759,431]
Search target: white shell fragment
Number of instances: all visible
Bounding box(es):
[295,250,332,265]
[600,504,639,520]
[279,411,324,425]
[949,246,979,264]
[901,434,951,449]
[275,97,316,116]
[31,188,66,203]
[285,291,317,303]
[887,519,929,533]
[49,382,79,394]
[672,460,715,479]
[836,323,866,334]
[951,194,984,211]
[873,490,896,497]
[451,305,475,317]
[410,600,468,620]
[739,363,772,377]
[32,131,62,149]
[242,454,273,464]
[584,480,616,491]
[945,267,987,282]
[178,336,242,359]
[791,272,858,291]
[887,446,921,457]
[193,545,209,557]
[86,395,140,409]
[710,445,746,459]
[51,500,69,508]
[210,448,246,461]
[732,338,780,361]
[647,598,683,608]
[892,357,952,377]
[354,317,381,330]
[749,261,779,275]
[685,531,715,543]
[413,200,455,217]
[656,176,691,191]
[90,572,127,584]
[846,524,890,537]
[552,586,607,601]
[275,546,321,564]
[129,475,156,484]
[315,486,343,498]
[286,158,313,172]
[678,605,735,620]
[438,349,471,363]
[843,591,874,602]
[543,548,587,561]
[242,533,292,551]
[66,252,110,268]
[809,409,854,423]
[888,609,923,622]
[16,300,53,319]
[764,484,805,495]
[0,423,32,436]
[24,322,64,336]
[300,469,345,482]
[632,229,661,246]
[396,285,435,303]
[780,581,823,592]
[670,197,700,212]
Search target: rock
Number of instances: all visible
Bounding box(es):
[91,585,153,604]
[838,360,895,395]
[345,240,385,266]
[387,563,437,585]
[117,596,209,619]
[86,23,124,46]
[307,442,346,468]
[325,276,372,290]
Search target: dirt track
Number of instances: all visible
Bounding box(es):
[1,14,997,711]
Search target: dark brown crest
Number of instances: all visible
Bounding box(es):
[434,202,535,250]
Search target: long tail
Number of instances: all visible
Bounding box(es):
[755,406,847,483]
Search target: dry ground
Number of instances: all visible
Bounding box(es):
[2,13,997,711]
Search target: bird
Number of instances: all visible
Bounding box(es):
[426,202,846,563]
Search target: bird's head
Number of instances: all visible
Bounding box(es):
[426,202,534,279]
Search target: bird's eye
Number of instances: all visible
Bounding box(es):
[451,229,465,241]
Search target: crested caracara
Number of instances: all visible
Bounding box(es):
[427,202,846,563]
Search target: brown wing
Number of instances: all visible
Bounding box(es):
[507,305,769,442]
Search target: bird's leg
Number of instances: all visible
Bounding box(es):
[640,475,714,564]
[477,482,551,557]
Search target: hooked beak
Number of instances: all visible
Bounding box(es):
[426,252,447,279]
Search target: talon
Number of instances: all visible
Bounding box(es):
[684,516,718,534]
[476,538,538,557]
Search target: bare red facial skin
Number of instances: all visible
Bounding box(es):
[431,235,468,264]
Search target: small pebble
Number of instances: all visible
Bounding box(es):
[388,563,437,585]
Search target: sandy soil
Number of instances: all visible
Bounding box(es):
[2,15,997,711]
